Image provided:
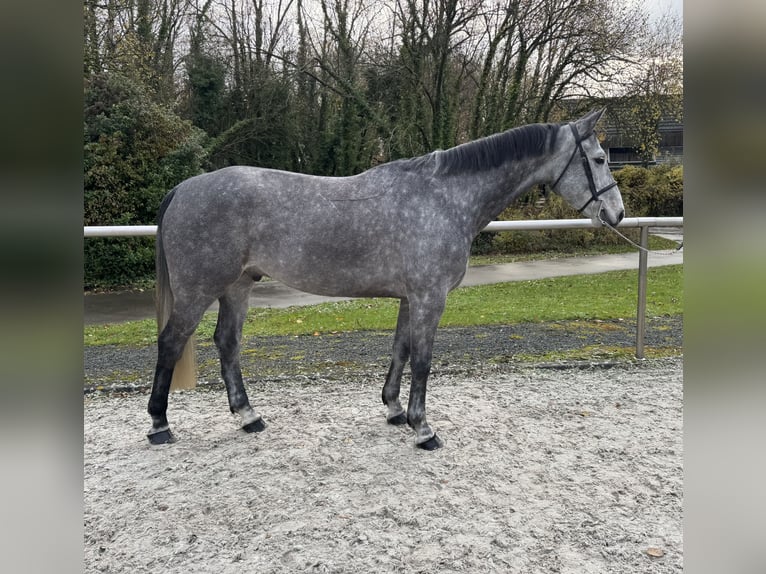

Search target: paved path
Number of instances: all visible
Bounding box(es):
[84,239,682,325]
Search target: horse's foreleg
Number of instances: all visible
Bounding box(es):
[382,298,410,425]
[215,279,265,434]
[406,294,446,450]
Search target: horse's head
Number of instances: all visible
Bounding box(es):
[551,108,625,227]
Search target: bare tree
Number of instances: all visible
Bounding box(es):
[84,0,672,170]
[608,9,683,165]
[390,0,482,150]
[470,0,645,136]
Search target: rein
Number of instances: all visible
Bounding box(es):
[597,213,684,255]
[552,122,619,213]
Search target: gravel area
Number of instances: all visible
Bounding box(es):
[84,318,682,573]
[84,316,682,391]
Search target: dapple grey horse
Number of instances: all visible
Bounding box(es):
[148,108,624,449]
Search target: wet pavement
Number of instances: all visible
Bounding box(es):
[84,231,683,325]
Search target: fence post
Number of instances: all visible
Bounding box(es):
[635,225,650,359]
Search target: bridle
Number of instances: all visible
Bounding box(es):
[551,122,619,213]
[549,121,681,255]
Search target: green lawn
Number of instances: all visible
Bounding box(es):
[85,265,683,347]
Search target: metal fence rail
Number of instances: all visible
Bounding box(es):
[84,217,683,237]
[85,217,683,360]
[481,216,683,232]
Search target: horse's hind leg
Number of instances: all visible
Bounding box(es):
[382,298,410,425]
[147,298,210,444]
[214,276,265,433]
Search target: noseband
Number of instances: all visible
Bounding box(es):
[551,122,619,213]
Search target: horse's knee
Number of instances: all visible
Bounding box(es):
[214,322,242,358]
[410,356,431,381]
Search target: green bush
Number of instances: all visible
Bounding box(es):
[616,164,683,217]
[84,72,207,289]
[84,237,155,290]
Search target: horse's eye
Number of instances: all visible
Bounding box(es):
[594,157,606,165]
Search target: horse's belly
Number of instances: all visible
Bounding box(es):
[246,243,405,299]
[259,266,404,299]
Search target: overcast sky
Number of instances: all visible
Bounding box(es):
[646,0,683,22]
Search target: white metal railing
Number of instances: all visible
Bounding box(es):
[481,216,683,232]
[84,217,683,359]
[84,225,158,237]
[84,217,683,237]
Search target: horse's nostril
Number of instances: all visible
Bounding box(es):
[616,210,625,224]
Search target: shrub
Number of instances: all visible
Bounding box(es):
[84,237,155,290]
[616,163,683,217]
[84,72,207,289]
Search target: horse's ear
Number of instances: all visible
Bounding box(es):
[575,108,606,134]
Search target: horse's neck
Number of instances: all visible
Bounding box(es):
[465,157,550,232]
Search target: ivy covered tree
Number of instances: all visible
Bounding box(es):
[84,71,207,287]
[182,4,228,138]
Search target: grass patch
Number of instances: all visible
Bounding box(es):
[439,266,682,328]
[84,265,683,347]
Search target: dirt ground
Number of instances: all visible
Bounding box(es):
[84,357,682,573]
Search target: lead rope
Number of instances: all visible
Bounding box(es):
[597,204,683,255]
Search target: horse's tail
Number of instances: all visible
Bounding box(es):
[155,188,176,332]
[156,187,197,389]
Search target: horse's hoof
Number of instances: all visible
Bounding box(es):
[416,434,443,451]
[242,418,266,433]
[387,412,407,426]
[147,429,176,445]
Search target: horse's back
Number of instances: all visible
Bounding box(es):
[160,166,421,298]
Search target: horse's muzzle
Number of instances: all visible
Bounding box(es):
[596,203,625,228]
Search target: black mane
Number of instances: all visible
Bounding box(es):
[396,122,560,175]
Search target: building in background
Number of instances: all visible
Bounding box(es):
[601,112,683,167]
